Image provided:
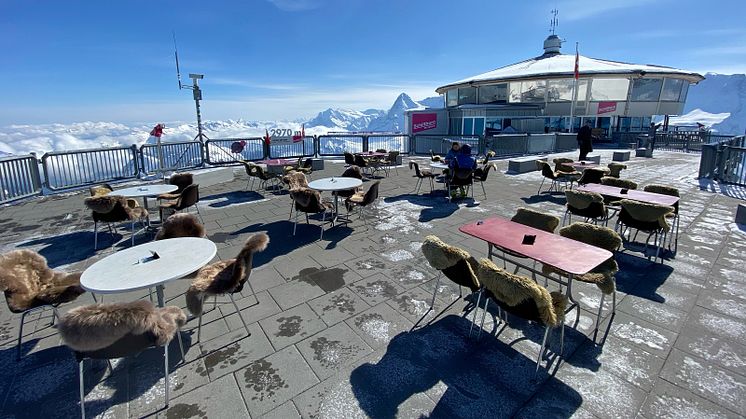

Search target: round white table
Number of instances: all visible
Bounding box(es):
[308,177,363,223]
[81,237,217,306]
[109,184,178,226]
[430,162,449,170]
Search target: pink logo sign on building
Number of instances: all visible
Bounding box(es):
[597,101,617,115]
[412,113,438,133]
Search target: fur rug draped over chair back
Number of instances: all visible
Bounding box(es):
[89,183,113,197]
[186,232,269,315]
[290,187,325,211]
[553,157,576,174]
[477,258,566,327]
[421,235,480,292]
[85,195,147,221]
[0,250,84,313]
[282,171,309,190]
[341,165,363,180]
[643,184,680,198]
[155,213,206,240]
[600,177,638,190]
[565,189,604,210]
[618,199,674,232]
[57,300,186,353]
[577,167,608,185]
[607,162,627,178]
[511,207,560,233]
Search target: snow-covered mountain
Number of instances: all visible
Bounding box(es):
[685,73,746,135]
[306,108,385,131]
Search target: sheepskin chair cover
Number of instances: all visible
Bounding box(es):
[565,189,604,210]
[643,184,680,197]
[511,207,560,233]
[619,199,673,232]
[158,173,194,200]
[341,165,363,180]
[578,167,609,185]
[600,177,638,190]
[57,300,186,353]
[290,187,320,209]
[155,213,206,240]
[0,250,84,313]
[421,235,480,291]
[542,222,620,294]
[282,171,309,190]
[430,150,442,162]
[477,258,566,327]
[553,157,577,174]
[84,195,147,220]
[607,163,627,178]
[186,233,269,315]
[89,184,113,197]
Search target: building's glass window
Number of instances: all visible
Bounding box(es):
[509,82,523,103]
[474,118,485,136]
[520,80,547,102]
[478,84,507,104]
[631,117,643,131]
[548,117,567,132]
[458,87,477,105]
[459,117,485,136]
[547,79,575,102]
[576,79,589,103]
[446,89,458,107]
[679,82,690,102]
[620,117,631,132]
[630,78,663,101]
[449,117,461,134]
[485,117,503,135]
[463,118,474,135]
[590,78,629,101]
[661,78,684,101]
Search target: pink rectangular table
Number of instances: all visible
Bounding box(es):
[576,184,679,207]
[355,152,387,158]
[561,161,601,171]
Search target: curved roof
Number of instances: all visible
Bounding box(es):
[436,53,705,93]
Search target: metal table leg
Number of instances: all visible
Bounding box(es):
[156,285,165,307]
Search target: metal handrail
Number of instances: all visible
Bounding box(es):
[205,138,266,164]
[139,141,204,175]
[41,145,139,191]
[0,155,42,204]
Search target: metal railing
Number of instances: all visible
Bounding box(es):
[699,135,746,185]
[368,134,410,154]
[41,146,139,191]
[269,136,315,159]
[0,155,43,204]
[205,138,265,164]
[411,135,481,156]
[317,135,364,156]
[139,141,204,175]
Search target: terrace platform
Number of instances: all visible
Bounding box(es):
[0,150,744,418]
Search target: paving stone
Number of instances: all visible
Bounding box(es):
[686,306,746,346]
[236,344,319,417]
[608,313,678,358]
[696,292,746,320]
[199,324,275,380]
[260,400,301,419]
[674,330,746,374]
[346,303,414,349]
[296,322,373,380]
[161,374,249,419]
[659,349,746,416]
[639,378,740,419]
[259,304,327,351]
[307,287,371,327]
[268,278,326,311]
[617,295,688,332]
[349,273,406,307]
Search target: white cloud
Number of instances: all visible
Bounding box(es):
[266,0,322,12]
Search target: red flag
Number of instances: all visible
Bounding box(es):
[150,124,164,137]
[263,129,271,145]
[574,49,579,80]
[292,124,305,142]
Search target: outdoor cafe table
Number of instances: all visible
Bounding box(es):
[430,162,449,170]
[110,184,178,226]
[308,177,363,224]
[561,161,601,171]
[459,216,613,306]
[81,237,217,307]
[576,183,679,207]
[355,151,387,158]
[258,158,298,174]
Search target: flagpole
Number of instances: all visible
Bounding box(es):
[569,42,579,134]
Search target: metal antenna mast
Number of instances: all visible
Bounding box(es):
[550,9,559,35]
[173,32,205,144]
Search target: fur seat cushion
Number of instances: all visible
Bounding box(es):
[643,184,680,197]
[155,213,206,240]
[186,233,269,315]
[58,300,186,352]
[282,171,309,190]
[511,207,560,233]
[601,177,638,190]
[421,235,480,290]
[607,163,627,178]
[477,258,566,327]
[619,199,673,231]
[0,250,85,313]
[565,189,603,210]
[85,195,148,220]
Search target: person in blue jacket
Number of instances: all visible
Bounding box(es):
[448,144,476,198]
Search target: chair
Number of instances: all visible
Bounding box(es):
[157,173,194,200]
[479,151,496,165]
[446,167,475,201]
[473,163,494,197]
[155,213,206,240]
[563,189,614,226]
[186,233,269,342]
[241,161,281,192]
[553,157,582,184]
[642,184,680,251]
[615,199,674,263]
[600,177,638,190]
[290,188,335,240]
[344,181,380,225]
[607,162,627,178]
[159,183,202,223]
[344,152,356,167]
[409,161,436,194]
[381,151,400,176]
[375,148,387,153]
[537,161,574,194]
[84,195,149,249]
[475,258,567,373]
[57,300,186,417]
[353,154,372,176]
[282,171,310,220]
[89,183,114,197]
[336,166,364,199]
[577,167,609,185]
[500,208,561,274]
[542,222,621,338]
[430,150,443,162]
[421,235,481,309]
[0,250,85,360]
[296,158,314,177]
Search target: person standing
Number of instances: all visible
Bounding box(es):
[577,120,593,160]
[647,122,661,152]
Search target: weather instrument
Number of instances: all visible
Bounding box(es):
[173,32,206,143]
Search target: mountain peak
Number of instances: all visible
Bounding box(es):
[390,93,419,112]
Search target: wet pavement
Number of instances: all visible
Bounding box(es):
[0,149,744,418]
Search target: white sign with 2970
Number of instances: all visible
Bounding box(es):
[268,128,305,145]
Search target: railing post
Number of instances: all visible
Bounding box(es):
[131,144,142,178]
[362,136,369,153]
[40,153,51,189]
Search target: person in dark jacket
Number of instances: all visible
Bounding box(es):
[449,144,476,198]
[577,121,593,161]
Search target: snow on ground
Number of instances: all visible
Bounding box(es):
[663,109,731,129]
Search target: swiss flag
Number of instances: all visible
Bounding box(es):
[292,124,305,142]
[574,50,580,80]
[263,129,271,145]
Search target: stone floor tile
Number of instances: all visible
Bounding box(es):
[608,313,678,358]
[307,287,371,327]
[199,325,275,380]
[260,400,301,419]
[258,304,327,351]
[685,306,746,346]
[617,295,689,332]
[674,330,746,374]
[639,378,740,419]
[349,273,406,307]
[268,279,326,311]
[296,322,373,380]
[345,303,414,349]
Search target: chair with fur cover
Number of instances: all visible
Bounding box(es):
[155,213,206,240]
[344,181,380,226]
[90,183,140,208]
[409,161,436,194]
[430,150,443,162]
[643,184,680,251]
[421,235,481,310]
[290,187,334,240]
[57,300,186,417]
[615,199,673,263]
[542,222,621,338]
[563,189,614,226]
[185,233,269,342]
[159,183,202,223]
[607,162,627,178]
[0,250,85,360]
[475,258,568,373]
[157,173,194,200]
[84,195,149,249]
[600,176,638,190]
[500,208,561,275]
[537,161,574,194]
[336,165,364,199]
[282,171,310,220]
[577,167,609,186]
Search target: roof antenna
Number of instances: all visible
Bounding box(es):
[550,9,559,35]
[172,31,206,146]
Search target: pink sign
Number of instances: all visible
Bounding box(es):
[597,101,617,114]
[412,113,437,133]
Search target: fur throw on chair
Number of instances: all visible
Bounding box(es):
[58,300,186,352]
[421,235,480,290]
[601,177,638,190]
[565,189,604,210]
[185,233,269,315]
[341,165,363,180]
[643,184,680,197]
[511,207,560,233]
[289,187,320,209]
[282,171,309,190]
[619,199,673,231]
[0,250,85,313]
[84,195,147,218]
[155,213,206,240]
[607,163,627,178]
[477,258,566,327]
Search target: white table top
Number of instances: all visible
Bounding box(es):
[81,237,217,294]
[430,162,449,170]
[308,177,363,192]
[110,184,178,198]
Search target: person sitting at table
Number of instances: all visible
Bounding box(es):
[448,144,476,198]
[444,142,460,163]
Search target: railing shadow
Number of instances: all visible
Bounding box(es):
[17,231,103,268]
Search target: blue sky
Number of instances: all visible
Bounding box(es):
[1,0,744,124]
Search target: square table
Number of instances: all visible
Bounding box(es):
[576,184,679,207]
